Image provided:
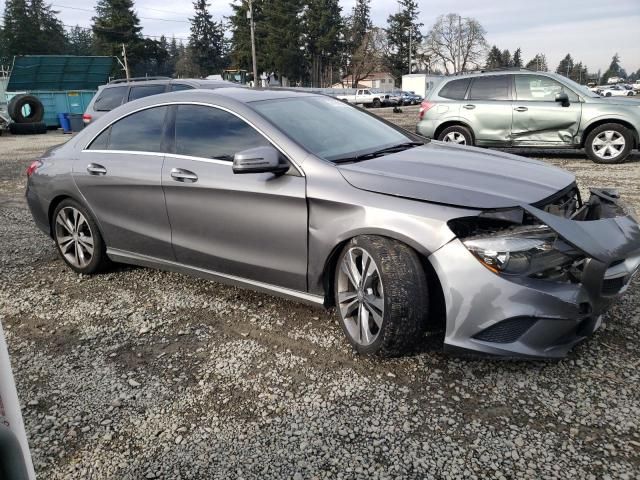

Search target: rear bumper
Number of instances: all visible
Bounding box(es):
[429,193,640,359]
[416,119,437,138]
[25,183,50,236]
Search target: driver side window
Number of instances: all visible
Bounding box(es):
[515,75,579,102]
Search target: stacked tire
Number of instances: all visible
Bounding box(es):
[7,94,47,135]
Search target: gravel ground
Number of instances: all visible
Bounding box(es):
[1,117,639,479]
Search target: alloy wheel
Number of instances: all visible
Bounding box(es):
[337,247,384,346]
[592,130,626,160]
[444,131,467,144]
[55,206,94,269]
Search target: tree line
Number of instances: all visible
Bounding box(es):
[1,0,638,86]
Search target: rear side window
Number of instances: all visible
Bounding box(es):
[439,78,471,100]
[174,105,269,160]
[129,84,167,101]
[93,86,127,111]
[469,75,510,101]
[88,127,110,150]
[170,84,194,92]
[108,106,169,152]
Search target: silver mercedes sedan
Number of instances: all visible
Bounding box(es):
[26,88,640,359]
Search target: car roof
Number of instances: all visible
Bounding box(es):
[100,78,234,89]
[440,70,559,81]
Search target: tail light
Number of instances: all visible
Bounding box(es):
[82,113,92,124]
[26,160,42,177]
[419,101,435,120]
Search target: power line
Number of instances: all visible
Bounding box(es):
[63,23,189,42]
[52,3,191,23]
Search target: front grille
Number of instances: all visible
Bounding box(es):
[602,276,626,295]
[473,317,538,344]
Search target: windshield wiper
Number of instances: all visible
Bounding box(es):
[333,142,424,164]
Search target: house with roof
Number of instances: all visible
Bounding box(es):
[332,72,396,89]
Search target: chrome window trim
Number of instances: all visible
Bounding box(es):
[81,101,305,176]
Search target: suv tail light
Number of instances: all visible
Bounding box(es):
[26,160,42,177]
[82,114,92,124]
[419,101,435,120]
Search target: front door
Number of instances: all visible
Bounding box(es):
[511,74,582,145]
[162,104,308,291]
[459,75,513,146]
[73,106,174,260]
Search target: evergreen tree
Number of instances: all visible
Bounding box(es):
[342,0,373,87]
[386,0,423,82]
[556,53,574,77]
[262,0,305,82]
[3,0,66,56]
[228,0,266,79]
[92,0,143,76]
[512,47,522,67]
[302,0,343,87]
[168,36,180,75]
[501,49,512,68]
[188,0,226,76]
[602,53,626,83]
[2,0,31,57]
[570,61,588,84]
[525,53,548,71]
[485,45,502,69]
[66,26,94,56]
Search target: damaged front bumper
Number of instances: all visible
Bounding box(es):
[429,189,640,359]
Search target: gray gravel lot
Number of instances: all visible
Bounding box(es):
[1,114,639,479]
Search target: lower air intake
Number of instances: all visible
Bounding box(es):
[473,317,538,344]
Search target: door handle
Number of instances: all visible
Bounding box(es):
[514,106,528,112]
[170,168,198,183]
[463,104,476,110]
[87,163,107,175]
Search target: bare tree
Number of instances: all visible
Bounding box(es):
[424,13,487,74]
[345,27,388,87]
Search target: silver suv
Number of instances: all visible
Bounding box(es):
[83,76,233,125]
[416,69,640,163]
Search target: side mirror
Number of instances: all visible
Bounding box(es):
[555,92,570,107]
[232,146,289,175]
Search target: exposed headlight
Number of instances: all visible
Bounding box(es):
[462,225,579,276]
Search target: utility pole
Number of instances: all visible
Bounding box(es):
[408,25,412,75]
[248,0,258,89]
[121,44,130,80]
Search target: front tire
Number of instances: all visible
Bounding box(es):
[334,236,429,357]
[52,199,110,274]
[372,98,381,108]
[585,123,633,164]
[437,125,474,146]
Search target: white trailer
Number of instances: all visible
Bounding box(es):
[401,74,444,99]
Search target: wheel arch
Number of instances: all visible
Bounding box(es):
[433,121,476,144]
[581,119,639,149]
[47,194,107,244]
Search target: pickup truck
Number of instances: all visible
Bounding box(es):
[334,88,387,108]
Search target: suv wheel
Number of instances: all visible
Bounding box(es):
[334,236,428,357]
[585,123,633,164]
[438,125,473,146]
[52,199,110,274]
[372,98,381,108]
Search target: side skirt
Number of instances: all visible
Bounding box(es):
[106,248,326,307]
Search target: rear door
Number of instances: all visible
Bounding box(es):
[460,75,513,146]
[74,106,174,259]
[162,104,308,291]
[511,74,582,145]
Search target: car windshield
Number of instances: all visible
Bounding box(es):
[557,75,600,98]
[251,96,416,162]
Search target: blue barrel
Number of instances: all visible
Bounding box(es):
[58,113,72,133]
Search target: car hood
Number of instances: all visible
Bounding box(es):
[337,142,575,209]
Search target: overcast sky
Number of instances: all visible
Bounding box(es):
[4,0,639,73]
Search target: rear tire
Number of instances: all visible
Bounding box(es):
[585,123,633,164]
[52,199,111,274]
[372,98,381,108]
[437,125,474,146]
[334,236,428,357]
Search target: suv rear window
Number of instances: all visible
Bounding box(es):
[129,84,167,101]
[439,78,471,100]
[468,75,510,101]
[93,86,127,111]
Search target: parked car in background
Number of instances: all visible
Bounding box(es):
[83,76,233,125]
[417,70,640,163]
[401,91,423,105]
[632,82,640,92]
[598,85,635,97]
[25,88,640,359]
[0,321,35,480]
[334,88,387,107]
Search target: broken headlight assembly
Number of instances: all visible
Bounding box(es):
[462,225,583,279]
